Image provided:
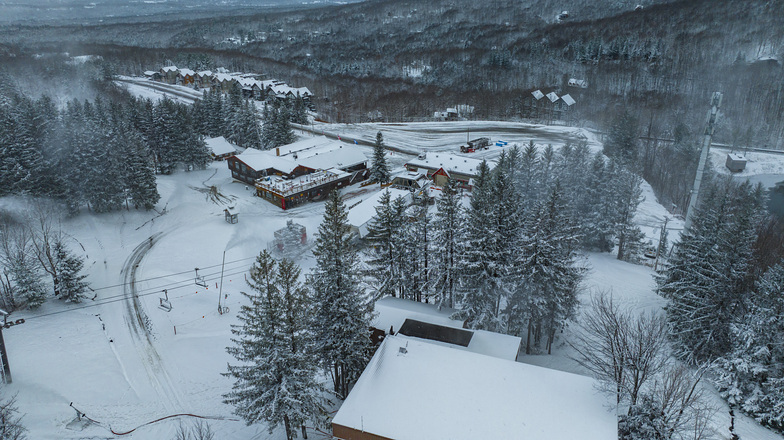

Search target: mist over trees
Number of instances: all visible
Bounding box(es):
[1,0,780,150]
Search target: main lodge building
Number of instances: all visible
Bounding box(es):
[227,137,369,210]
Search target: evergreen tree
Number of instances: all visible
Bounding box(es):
[275,105,295,147]
[369,132,391,184]
[603,111,639,165]
[431,179,463,308]
[618,394,667,440]
[290,94,308,125]
[224,252,323,439]
[228,100,262,150]
[260,103,295,150]
[8,249,47,309]
[456,161,500,329]
[406,190,432,302]
[582,152,616,251]
[613,164,646,262]
[52,239,89,303]
[364,190,408,299]
[122,127,160,210]
[309,190,373,399]
[658,178,762,362]
[511,182,582,354]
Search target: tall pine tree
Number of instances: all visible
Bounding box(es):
[309,190,373,399]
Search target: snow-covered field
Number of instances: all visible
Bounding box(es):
[7,106,784,438]
[6,164,331,439]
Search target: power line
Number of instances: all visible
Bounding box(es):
[88,255,258,293]
[22,267,251,322]
[21,258,258,313]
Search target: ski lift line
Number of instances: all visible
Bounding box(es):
[22,268,251,322]
[24,265,249,313]
[90,256,258,293]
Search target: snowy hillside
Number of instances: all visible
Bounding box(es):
[4,129,784,439]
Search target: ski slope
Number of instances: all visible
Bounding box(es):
[3,128,783,439]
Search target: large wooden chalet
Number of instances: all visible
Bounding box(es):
[227,137,369,209]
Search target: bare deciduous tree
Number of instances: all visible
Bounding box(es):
[0,392,26,440]
[570,292,669,406]
[25,202,63,297]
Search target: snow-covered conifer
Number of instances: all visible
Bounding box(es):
[309,190,373,399]
[431,179,463,309]
[224,252,323,439]
[52,238,89,303]
[369,131,391,184]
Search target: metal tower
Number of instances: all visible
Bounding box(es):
[684,92,723,230]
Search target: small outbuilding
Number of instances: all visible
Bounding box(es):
[725,153,747,173]
[224,207,238,224]
[206,136,239,161]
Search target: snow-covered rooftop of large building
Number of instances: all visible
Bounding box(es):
[347,189,412,238]
[332,334,617,440]
[233,137,367,175]
[562,93,576,106]
[405,153,493,177]
[205,136,238,157]
[373,296,521,360]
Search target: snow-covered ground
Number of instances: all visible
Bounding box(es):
[312,120,603,161]
[7,102,784,438]
[7,163,332,439]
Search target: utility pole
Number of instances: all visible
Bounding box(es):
[655,216,669,272]
[684,92,723,230]
[0,310,11,384]
[218,251,226,315]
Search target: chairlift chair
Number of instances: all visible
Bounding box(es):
[159,289,172,312]
[194,268,208,288]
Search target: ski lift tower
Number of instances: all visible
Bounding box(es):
[684,92,723,231]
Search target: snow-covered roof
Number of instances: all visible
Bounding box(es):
[205,136,238,157]
[727,153,746,162]
[232,137,367,175]
[375,297,458,333]
[197,70,213,77]
[405,153,493,177]
[178,68,195,76]
[547,91,560,102]
[333,334,617,440]
[292,86,312,97]
[347,189,412,238]
[275,136,334,156]
[561,93,576,106]
[214,73,237,83]
[143,70,157,76]
[532,89,545,100]
[233,148,273,172]
[298,146,367,171]
[373,297,521,360]
[161,65,178,72]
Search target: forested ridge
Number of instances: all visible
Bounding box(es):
[0,0,781,147]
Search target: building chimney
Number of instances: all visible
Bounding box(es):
[276,147,280,156]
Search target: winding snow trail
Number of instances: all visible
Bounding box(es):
[119,232,185,413]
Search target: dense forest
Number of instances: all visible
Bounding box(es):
[0,0,781,148]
